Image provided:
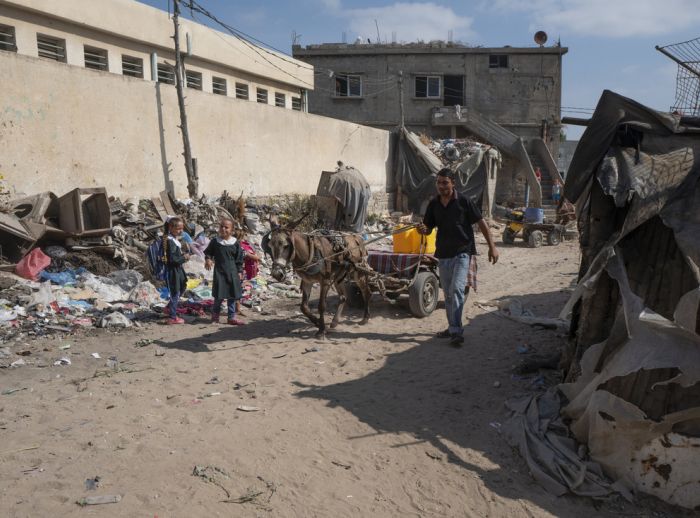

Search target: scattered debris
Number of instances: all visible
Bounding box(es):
[192,465,232,499]
[76,494,122,506]
[236,405,260,412]
[84,476,100,491]
[2,387,27,395]
[53,357,71,366]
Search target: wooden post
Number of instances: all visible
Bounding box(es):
[172,0,198,198]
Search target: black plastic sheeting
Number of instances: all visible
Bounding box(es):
[394,128,486,214]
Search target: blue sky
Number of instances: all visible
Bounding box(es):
[138,0,699,139]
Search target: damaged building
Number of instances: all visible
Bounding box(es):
[293,40,568,208]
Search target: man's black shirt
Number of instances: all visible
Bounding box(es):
[423,192,482,259]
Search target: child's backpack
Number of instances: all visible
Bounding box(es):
[146,238,168,281]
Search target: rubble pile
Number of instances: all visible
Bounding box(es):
[0,187,301,349]
[420,134,492,164]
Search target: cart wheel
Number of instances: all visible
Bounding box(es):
[502,228,516,244]
[409,272,439,318]
[522,229,531,243]
[547,229,561,246]
[344,282,364,308]
[527,230,543,248]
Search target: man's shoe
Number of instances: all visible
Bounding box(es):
[211,313,220,324]
[449,334,464,347]
[436,329,451,338]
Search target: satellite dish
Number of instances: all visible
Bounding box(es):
[534,31,548,46]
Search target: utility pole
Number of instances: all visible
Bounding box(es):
[172,0,198,198]
[398,70,405,128]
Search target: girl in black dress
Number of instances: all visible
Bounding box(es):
[204,218,245,325]
[164,217,190,324]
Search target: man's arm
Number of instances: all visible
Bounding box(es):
[477,219,499,264]
[417,201,435,235]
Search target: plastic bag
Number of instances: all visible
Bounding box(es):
[40,267,86,285]
[28,281,55,308]
[183,256,213,281]
[128,281,163,306]
[81,273,128,303]
[99,312,132,328]
[108,270,143,291]
[190,284,213,300]
[15,248,51,281]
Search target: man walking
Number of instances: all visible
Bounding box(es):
[418,168,499,347]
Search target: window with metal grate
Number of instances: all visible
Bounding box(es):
[257,88,268,104]
[157,63,175,85]
[235,82,249,100]
[489,55,508,69]
[275,92,286,108]
[122,55,143,78]
[37,34,66,62]
[292,97,302,111]
[186,70,202,90]
[0,24,17,52]
[212,76,227,95]
[84,46,108,71]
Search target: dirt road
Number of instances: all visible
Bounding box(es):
[0,239,682,517]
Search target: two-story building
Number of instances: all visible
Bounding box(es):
[293,41,568,206]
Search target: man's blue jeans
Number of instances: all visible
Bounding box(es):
[438,253,470,335]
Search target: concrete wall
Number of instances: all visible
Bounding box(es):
[0,52,391,199]
[557,140,579,178]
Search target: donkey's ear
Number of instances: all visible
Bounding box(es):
[261,231,272,258]
[269,214,280,229]
[286,212,309,230]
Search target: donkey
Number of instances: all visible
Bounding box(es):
[263,224,372,337]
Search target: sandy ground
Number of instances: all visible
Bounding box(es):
[0,236,688,517]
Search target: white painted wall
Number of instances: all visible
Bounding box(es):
[0,0,313,89]
[0,52,391,199]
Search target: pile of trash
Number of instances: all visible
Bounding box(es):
[0,187,301,347]
[421,135,492,164]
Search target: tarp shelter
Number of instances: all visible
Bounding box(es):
[316,164,371,233]
[504,90,700,508]
[393,127,501,216]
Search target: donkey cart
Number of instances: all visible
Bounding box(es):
[347,250,440,318]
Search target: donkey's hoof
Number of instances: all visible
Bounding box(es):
[314,330,327,339]
[359,318,369,325]
[329,322,339,329]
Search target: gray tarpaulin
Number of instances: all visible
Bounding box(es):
[394,127,499,215]
[504,91,700,509]
[326,165,371,233]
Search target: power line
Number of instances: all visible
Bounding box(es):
[188,0,314,84]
